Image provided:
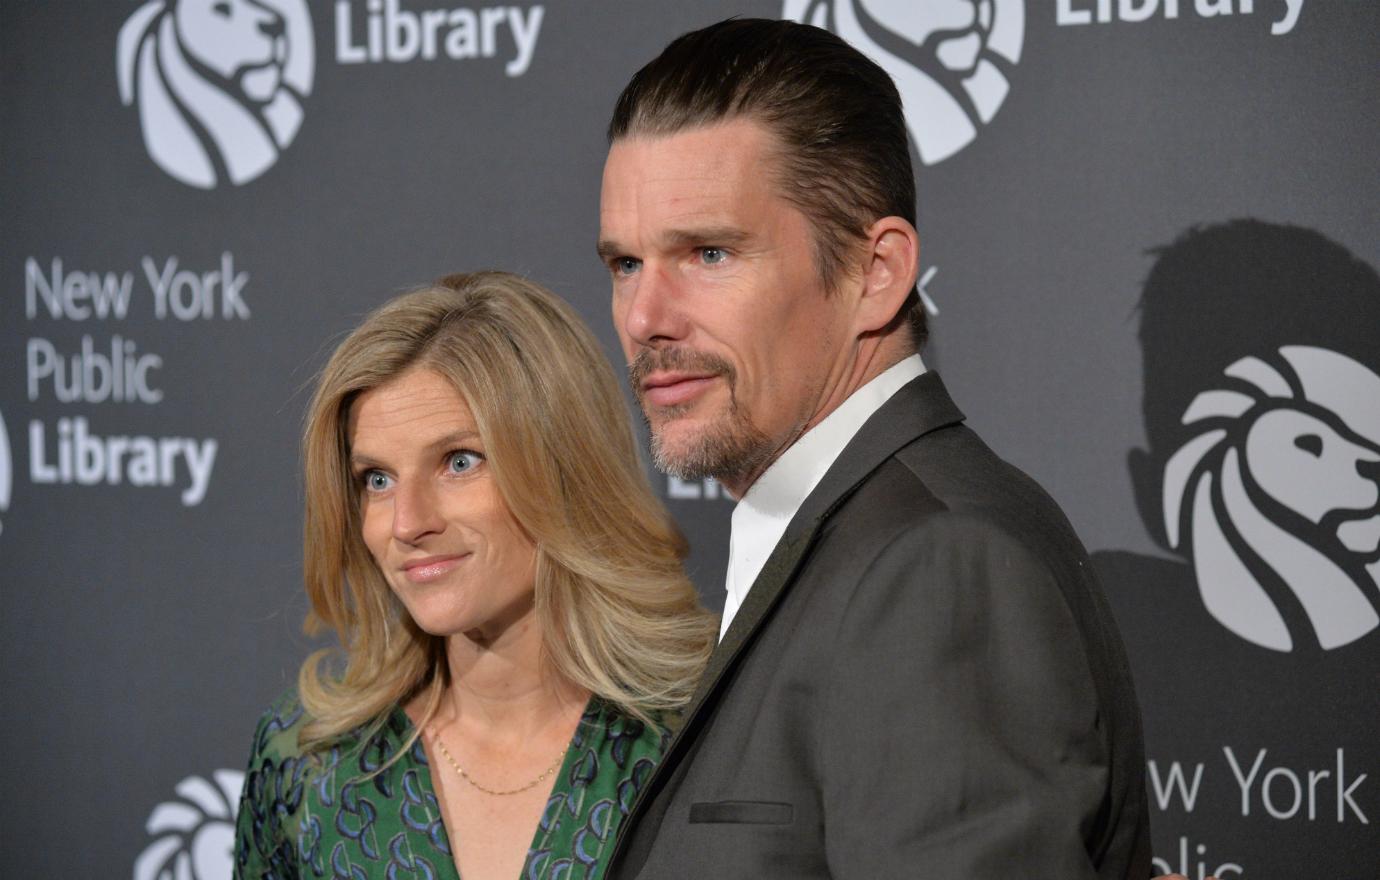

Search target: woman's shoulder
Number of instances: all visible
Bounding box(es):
[244,688,412,768]
[235,690,318,874]
[244,688,312,764]
[235,691,423,875]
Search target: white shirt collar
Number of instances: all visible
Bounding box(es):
[720,354,926,640]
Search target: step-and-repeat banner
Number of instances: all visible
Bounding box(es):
[2,2,1376,876]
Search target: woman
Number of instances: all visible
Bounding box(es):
[234,271,717,879]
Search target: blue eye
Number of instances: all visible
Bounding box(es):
[613,257,641,276]
[700,247,727,265]
[362,470,392,492]
[447,450,484,474]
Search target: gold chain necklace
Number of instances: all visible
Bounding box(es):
[429,728,569,797]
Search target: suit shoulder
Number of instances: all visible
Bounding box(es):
[876,424,1091,565]
[895,425,1070,515]
[834,427,1078,551]
[823,427,1111,643]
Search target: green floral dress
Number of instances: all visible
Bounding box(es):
[233,692,667,880]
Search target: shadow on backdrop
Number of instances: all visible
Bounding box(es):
[1093,219,1380,875]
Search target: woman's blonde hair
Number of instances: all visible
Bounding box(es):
[297,271,716,749]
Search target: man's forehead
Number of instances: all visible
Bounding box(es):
[599,119,783,230]
[608,131,760,179]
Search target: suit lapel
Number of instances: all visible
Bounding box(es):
[609,371,965,877]
[692,371,965,707]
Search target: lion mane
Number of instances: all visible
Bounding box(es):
[133,771,244,880]
[784,0,1024,164]
[1163,345,1380,651]
[117,0,310,188]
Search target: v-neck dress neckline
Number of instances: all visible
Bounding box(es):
[234,692,668,880]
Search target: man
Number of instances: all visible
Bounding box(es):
[596,18,1152,879]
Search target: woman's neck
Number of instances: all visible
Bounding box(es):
[437,605,588,741]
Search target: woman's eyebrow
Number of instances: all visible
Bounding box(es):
[350,430,483,467]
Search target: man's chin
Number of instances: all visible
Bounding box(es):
[648,422,711,479]
[648,417,772,486]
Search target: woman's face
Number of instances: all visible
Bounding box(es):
[347,367,537,641]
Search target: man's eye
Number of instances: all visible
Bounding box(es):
[447,451,484,474]
[613,257,641,276]
[700,247,727,265]
[363,470,392,492]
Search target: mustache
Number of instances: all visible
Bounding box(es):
[628,348,736,391]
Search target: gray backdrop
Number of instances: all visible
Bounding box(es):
[2,1,1377,876]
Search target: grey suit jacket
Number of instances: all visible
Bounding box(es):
[607,373,1152,878]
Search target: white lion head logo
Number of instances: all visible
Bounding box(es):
[117,0,315,189]
[133,771,245,880]
[1163,346,1380,651]
[784,0,1024,164]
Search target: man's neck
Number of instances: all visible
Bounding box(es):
[719,334,915,498]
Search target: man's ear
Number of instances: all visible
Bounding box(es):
[855,216,919,335]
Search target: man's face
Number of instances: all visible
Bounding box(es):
[598,119,857,493]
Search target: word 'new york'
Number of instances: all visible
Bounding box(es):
[25,255,250,322]
[335,1,544,76]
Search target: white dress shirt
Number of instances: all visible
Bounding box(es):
[719,354,927,640]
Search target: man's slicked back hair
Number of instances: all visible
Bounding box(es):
[608,17,926,348]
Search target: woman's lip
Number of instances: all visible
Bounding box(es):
[642,375,717,408]
[403,555,469,583]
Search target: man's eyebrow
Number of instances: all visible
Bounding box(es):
[596,227,753,261]
[596,238,624,261]
[662,226,753,249]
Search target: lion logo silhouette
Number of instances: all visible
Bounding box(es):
[1107,220,1380,656]
[133,771,245,880]
[783,0,1024,164]
[117,0,315,189]
[1163,346,1380,651]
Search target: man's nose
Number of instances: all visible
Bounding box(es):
[621,266,688,348]
[391,480,444,544]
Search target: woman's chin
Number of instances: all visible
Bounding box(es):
[402,589,538,646]
[411,614,478,640]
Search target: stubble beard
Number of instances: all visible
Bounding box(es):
[630,348,775,486]
[648,398,775,486]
